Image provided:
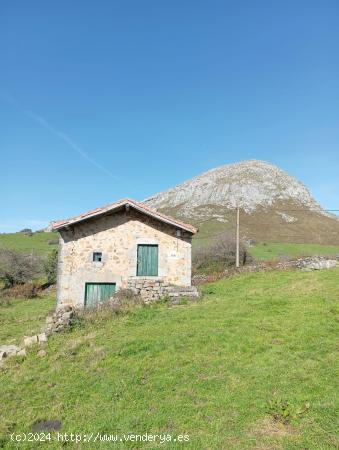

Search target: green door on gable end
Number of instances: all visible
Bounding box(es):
[85,283,116,307]
[137,244,158,276]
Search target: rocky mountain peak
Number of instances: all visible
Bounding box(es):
[146,160,322,217]
[145,160,339,245]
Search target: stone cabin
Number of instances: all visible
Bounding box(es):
[52,199,198,307]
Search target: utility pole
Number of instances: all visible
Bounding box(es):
[236,207,240,268]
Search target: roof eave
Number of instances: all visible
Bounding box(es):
[52,201,197,234]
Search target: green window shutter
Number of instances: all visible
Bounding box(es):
[137,244,158,276]
[85,283,116,307]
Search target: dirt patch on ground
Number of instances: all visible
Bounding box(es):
[248,416,297,449]
[32,420,61,432]
[252,417,295,437]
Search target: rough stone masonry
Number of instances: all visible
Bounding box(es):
[127,278,199,302]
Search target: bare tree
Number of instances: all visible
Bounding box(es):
[193,231,249,270]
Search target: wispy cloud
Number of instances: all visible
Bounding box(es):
[1,93,118,179]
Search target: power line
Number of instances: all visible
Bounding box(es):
[190,209,339,226]
[267,209,339,212]
[194,209,339,217]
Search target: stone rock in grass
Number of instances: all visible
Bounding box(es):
[37,349,46,358]
[0,345,20,359]
[24,335,38,347]
[38,333,48,344]
[17,348,27,357]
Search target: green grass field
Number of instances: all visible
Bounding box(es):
[251,242,339,260]
[0,295,55,345]
[1,269,338,449]
[0,232,58,255]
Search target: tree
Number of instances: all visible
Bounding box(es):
[44,249,58,285]
[20,228,32,234]
[192,231,250,270]
[0,249,41,288]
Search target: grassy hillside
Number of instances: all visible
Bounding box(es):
[0,232,58,255]
[1,269,338,449]
[164,200,339,247]
[0,295,55,345]
[159,200,339,247]
[251,242,339,260]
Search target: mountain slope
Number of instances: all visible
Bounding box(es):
[146,161,339,246]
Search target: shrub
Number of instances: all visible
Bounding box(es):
[0,249,42,288]
[44,249,58,284]
[0,282,40,301]
[10,283,39,298]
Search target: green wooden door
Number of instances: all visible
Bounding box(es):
[137,244,158,276]
[85,283,116,307]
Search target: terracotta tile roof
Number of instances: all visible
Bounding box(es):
[52,198,197,234]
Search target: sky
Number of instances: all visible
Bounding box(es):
[1,0,339,232]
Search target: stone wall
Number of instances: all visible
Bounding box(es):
[292,256,338,271]
[127,278,199,302]
[57,208,193,307]
[192,256,339,285]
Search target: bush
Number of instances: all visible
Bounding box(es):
[8,283,39,299]
[0,283,40,302]
[193,231,251,272]
[0,249,42,288]
[44,249,58,284]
